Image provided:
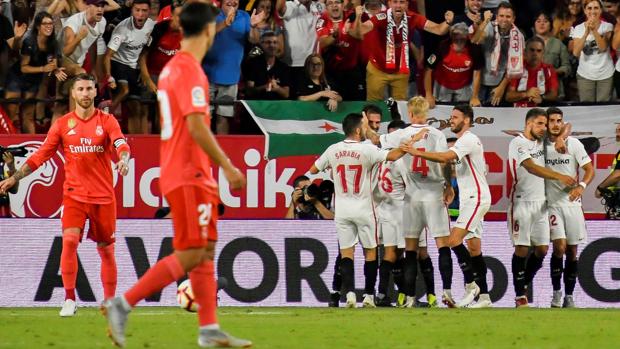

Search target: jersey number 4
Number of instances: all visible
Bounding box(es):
[412,148,429,177]
[336,164,362,194]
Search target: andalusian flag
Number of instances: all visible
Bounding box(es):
[242,101,391,159]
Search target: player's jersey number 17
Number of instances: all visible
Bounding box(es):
[336,164,362,194]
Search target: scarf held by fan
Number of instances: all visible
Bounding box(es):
[490,23,524,79]
[385,8,409,74]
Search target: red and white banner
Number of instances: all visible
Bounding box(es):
[0,132,616,219]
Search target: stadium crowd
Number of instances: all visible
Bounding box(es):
[1,0,620,135]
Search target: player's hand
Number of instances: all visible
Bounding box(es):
[327,98,338,112]
[224,165,246,190]
[554,136,567,154]
[2,152,14,166]
[568,186,584,202]
[443,186,455,205]
[558,174,577,187]
[0,177,17,195]
[115,158,129,176]
[469,96,481,107]
[410,128,429,143]
[490,85,505,106]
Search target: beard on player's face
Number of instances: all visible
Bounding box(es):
[450,120,464,133]
[77,98,94,109]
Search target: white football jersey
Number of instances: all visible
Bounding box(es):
[314,140,388,219]
[449,131,492,205]
[508,134,546,202]
[545,137,591,207]
[375,158,407,203]
[379,124,448,201]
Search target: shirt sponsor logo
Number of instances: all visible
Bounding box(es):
[530,149,544,159]
[546,158,570,166]
[67,129,77,136]
[191,86,207,107]
[157,46,178,56]
[69,138,105,153]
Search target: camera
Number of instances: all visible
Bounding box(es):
[0,146,28,158]
[297,183,320,204]
[599,188,620,220]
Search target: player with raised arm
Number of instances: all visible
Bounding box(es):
[545,107,594,308]
[310,113,407,308]
[507,108,577,308]
[0,73,130,317]
[103,3,250,348]
[402,104,492,308]
[369,97,455,308]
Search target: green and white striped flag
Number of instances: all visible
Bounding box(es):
[242,100,391,159]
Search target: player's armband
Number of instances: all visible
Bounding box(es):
[113,138,130,155]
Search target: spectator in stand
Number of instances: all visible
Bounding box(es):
[353,0,453,101]
[534,12,571,100]
[603,0,620,20]
[139,0,183,97]
[296,53,342,112]
[47,0,119,29]
[244,31,290,99]
[250,0,284,57]
[453,0,483,29]
[202,0,263,134]
[554,0,583,44]
[1,14,27,91]
[612,13,620,98]
[574,0,617,25]
[276,0,325,91]
[505,37,559,107]
[103,0,155,134]
[471,2,524,106]
[4,11,68,134]
[57,0,108,119]
[571,0,614,102]
[316,0,364,100]
[424,22,483,108]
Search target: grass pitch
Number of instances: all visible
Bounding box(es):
[1,307,618,349]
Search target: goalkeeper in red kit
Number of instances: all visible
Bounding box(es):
[0,73,130,317]
[103,2,250,348]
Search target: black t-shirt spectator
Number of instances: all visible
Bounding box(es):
[10,34,60,83]
[295,75,329,101]
[0,14,13,54]
[244,54,290,100]
[453,13,475,28]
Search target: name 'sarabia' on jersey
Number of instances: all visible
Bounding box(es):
[545,136,591,207]
[314,140,388,219]
[508,134,546,202]
[448,131,491,204]
[379,124,447,201]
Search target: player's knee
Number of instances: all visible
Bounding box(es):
[534,246,548,258]
[383,247,397,262]
[566,247,578,261]
[418,248,429,260]
[552,243,566,257]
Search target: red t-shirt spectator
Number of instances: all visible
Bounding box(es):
[509,63,558,108]
[316,12,361,71]
[428,40,484,90]
[146,20,182,76]
[365,11,427,74]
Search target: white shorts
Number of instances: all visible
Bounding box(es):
[403,200,450,240]
[378,201,405,248]
[335,215,377,249]
[549,206,587,245]
[454,201,490,240]
[508,200,550,246]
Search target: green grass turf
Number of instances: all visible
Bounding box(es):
[1,307,619,349]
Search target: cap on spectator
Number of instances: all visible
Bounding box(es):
[85,0,107,5]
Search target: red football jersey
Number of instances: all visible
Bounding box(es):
[366,11,427,74]
[25,110,129,204]
[157,51,218,196]
[509,63,559,108]
[147,27,182,76]
[316,13,361,71]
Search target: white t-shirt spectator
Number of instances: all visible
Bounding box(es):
[570,22,615,81]
[63,11,107,65]
[108,17,155,69]
[281,0,324,67]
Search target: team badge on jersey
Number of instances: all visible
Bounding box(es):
[191,86,206,107]
[96,125,104,136]
[68,118,76,129]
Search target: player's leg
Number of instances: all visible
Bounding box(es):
[563,244,579,308]
[465,236,492,308]
[424,201,451,307]
[328,252,342,307]
[335,218,357,308]
[524,205,550,287]
[362,247,378,307]
[402,237,420,307]
[417,246,437,307]
[392,248,406,306]
[59,196,88,317]
[563,206,587,308]
[448,226,480,307]
[550,238,566,307]
[509,202,533,307]
[435,235,454,307]
[377,244,396,307]
[89,201,119,301]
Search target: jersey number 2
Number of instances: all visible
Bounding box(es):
[198,203,212,226]
[336,164,362,194]
[412,148,429,177]
[158,90,173,140]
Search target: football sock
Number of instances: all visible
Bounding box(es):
[339,257,354,294]
[392,258,405,292]
[378,260,394,296]
[451,244,474,284]
[550,254,564,291]
[404,251,418,297]
[190,260,217,326]
[419,257,435,296]
[512,254,527,297]
[363,260,378,295]
[524,252,545,285]
[124,254,185,307]
[97,243,117,300]
[471,254,489,294]
[332,253,342,293]
[438,247,453,290]
[61,234,80,301]
[564,259,578,296]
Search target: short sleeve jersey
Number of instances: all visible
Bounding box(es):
[380,125,447,201]
[570,22,615,81]
[316,13,360,71]
[428,40,484,90]
[146,21,182,76]
[508,134,545,202]
[545,137,591,207]
[375,157,407,203]
[449,131,491,204]
[63,11,106,65]
[108,16,155,69]
[314,140,388,219]
[157,51,218,197]
[509,63,559,107]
